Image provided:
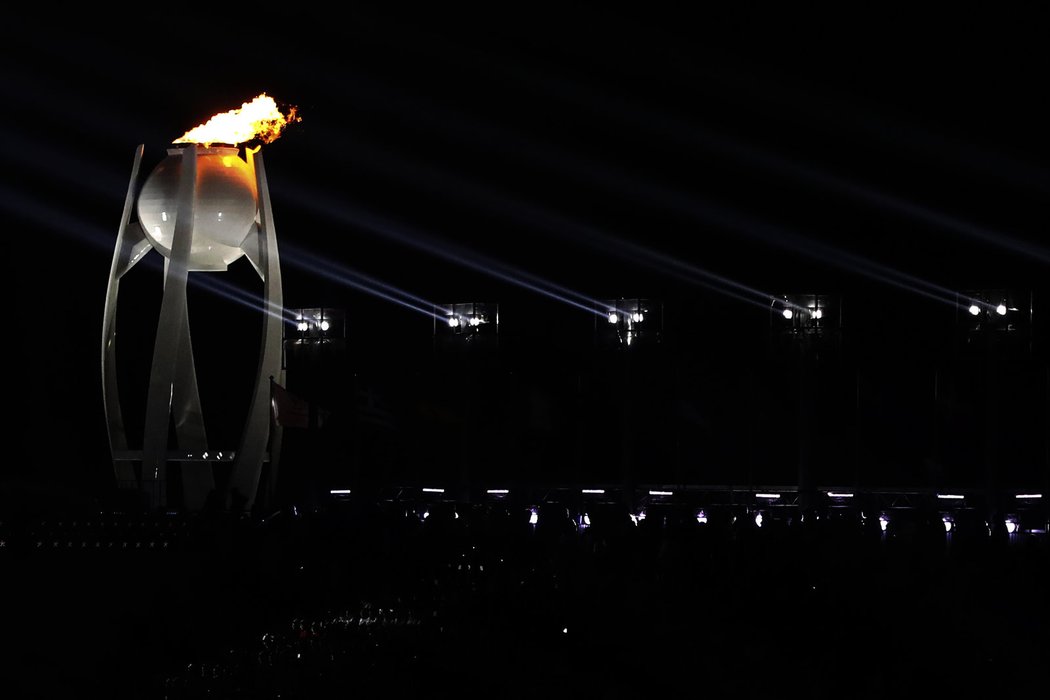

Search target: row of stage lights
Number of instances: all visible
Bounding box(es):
[286,292,1024,343]
[329,487,1045,536]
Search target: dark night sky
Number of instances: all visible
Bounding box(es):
[4,7,1050,503]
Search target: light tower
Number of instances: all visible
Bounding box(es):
[102,95,298,512]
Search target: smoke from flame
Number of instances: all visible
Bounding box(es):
[174,93,300,146]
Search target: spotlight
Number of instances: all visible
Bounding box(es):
[754,513,764,528]
[529,508,539,525]
[782,308,793,320]
[296,320,309,332]
[968,304,981,316]
[631,312,644,323]
[448,317,460,328]
[319,320,330,332]
[581,513,591,527]
[696,510,708,524]
[607,311,618,324]
[1005,518,1018,535]
[469,316,481,327]
[942,515,954,533]
[878,514,890,532]
[996,303,1007,316]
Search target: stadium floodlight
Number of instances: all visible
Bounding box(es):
[968,304,981,316]
[607,311,619,324]
[329,489,352,495]
[936,493,965,500]
[422,487,445,493]
[996,303,1007,316]
[1016,493,1042,500]
[756,493,781,499]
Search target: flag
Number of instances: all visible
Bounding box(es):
[271,379,311,428]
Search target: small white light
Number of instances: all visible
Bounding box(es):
[582,513,591,526]
[562,627,568,634]
[1005,519,1018,535]
[320,320,330,332]
[469,316,481,327]
[696,510,708,525]
[782,308,793,319]
[756,493,780,499]
[937,494,965,500]
[422,487,444,493]
[329,489,352,495]
[631,312,644,323]
[648,490,673,496]
[581,489,605,494]
[879,514,890,532]
[448,317,460,328]
[161,211,168,222]
[454,511,459,519]
[968,304,981,316]
[1016,493,1042,500]
[529,509,539,525]
[607,312,618,324]
[487,489,509,495]
[755,513,763,528]
[827,492,854,498]
[943,516,953,533]
[297,320,309,332]
[996,303,1007,316]
[812,309,823,319]
[216,211,223,221]
[422,510,429,519]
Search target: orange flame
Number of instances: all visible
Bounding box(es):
[174,93,300,146]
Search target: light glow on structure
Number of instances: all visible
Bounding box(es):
[487,489,510,495]
[174,93,300,146]
[968,304,981,316]
[827,491,854,498]
[648,490,673,496]
[1016,493,1042,499]
[755,493,781,499]
[422,487,445,493]
[581,488,605,494]
[937,493,965,500]
[329,489,352,495]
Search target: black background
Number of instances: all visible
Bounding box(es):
[4,6,1050,507]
